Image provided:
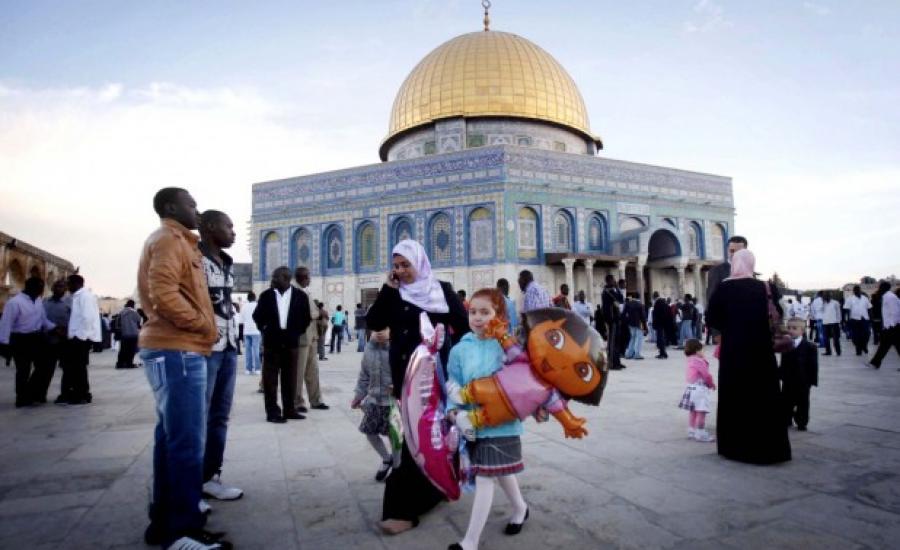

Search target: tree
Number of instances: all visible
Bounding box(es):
[770,272,788,290]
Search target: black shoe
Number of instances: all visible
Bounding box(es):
[375,461,392,482]
[267,415,287,424]
[54,394,68,404]
[67,398,89,405]
[797,426,807,431]
[869,363,881,369]
[284,412,306,420]
[311,403,330,410]
[319,357,328,361]
[823,353,832,356]
[655,354,667,359]
[15,400,34,408]
[144,522,162,546]
[296,406,308,413]
[504,508,529,535]
[448,544,463,550]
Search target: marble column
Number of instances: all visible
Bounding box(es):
[692,264,703,305]
[584,259,596,304]
[676,264,687,298]
[617,259,628,283]
[562,258,576,301]
[635,254,647,302]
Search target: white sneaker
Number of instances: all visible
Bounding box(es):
[166,535,227,549]
[694,429,716,442]
[687,428,697,440]
[203,475,244,500]
[199,499,211,514]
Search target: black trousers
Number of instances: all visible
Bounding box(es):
[870,325,899,368]
[61,338,93,401]
[606,320,622,369]
[823,323,841,355]
[655,328,668,357]
[32,338,64,402]
[10,332,44,405]
[262,340,298,418]
[848,319,869,355]
[117,336,138,367]
[330,326,343,353]
[783,384,811,428]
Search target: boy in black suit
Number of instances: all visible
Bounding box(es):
[252,267,311,423]
[779,317,818,431]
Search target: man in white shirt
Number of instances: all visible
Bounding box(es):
[240,292,260,374]
[810,291,825,347]
[869,282,900,369]
[844,285,872,356]
[62,274,101,405]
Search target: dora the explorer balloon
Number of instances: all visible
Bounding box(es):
[448,307,607,439]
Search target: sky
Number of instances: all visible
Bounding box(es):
[1,0,898,296]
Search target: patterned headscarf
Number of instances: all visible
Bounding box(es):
[391,239,449,313]
[726,249,755,280]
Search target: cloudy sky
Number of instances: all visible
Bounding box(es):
[1,0,898,296]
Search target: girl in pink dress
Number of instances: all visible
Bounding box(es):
[678,339,717,442]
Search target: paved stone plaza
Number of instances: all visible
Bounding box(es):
[1,340,898,550]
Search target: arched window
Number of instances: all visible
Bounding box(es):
[710,224,726,260]
[468,207,494,262]
[262,231,281,278]
[688,222,704,258]
[620,216,645,232]
[588,213,607,251]
[553,210,573,252]
[392,217,414,248]
[292,228,312,268]
[663,217,677,229]
[517,207,539,260]
[356,222,377,270]
[428,213,453,264]
[323,225,343,270]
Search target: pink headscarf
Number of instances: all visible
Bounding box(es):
[392,239,449,313]
[726,249,755,280]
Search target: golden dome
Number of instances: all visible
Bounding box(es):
[381,30,600,159]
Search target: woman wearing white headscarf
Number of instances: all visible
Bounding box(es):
[366,239,469,534]
[707,249,791,464]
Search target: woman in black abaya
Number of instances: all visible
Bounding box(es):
[707,249,791,465]
[365,239,469,534]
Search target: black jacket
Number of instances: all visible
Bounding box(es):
[652,298,673,327]
[366,281,469,398]
[779,338,818,389]
[706,261,730,306]
[623,300,647,329]
[252,287,311,349]
[600,285,624,324]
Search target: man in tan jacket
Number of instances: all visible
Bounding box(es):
[293,266,328,412]
[137,187,229,550]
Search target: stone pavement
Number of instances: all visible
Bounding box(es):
[0,338,899,550]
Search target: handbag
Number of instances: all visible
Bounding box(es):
[766,283,793,353]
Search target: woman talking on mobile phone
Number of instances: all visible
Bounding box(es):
[365,239,469,534]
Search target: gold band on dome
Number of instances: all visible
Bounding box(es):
[380,31,599,160]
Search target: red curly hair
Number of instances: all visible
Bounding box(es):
[469,288,508,322]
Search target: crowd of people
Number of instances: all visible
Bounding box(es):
[2,185,899,549]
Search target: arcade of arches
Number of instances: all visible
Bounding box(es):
[547,227,719,307]
[0,232,76,311]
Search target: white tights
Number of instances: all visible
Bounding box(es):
[366,434,400,466]
[458,475,528,550]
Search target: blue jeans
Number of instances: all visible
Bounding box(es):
[141,348,207,545]
[243,334,261,373]
[205,349,237,481]
[356,328,366,352]
[625,326,644,358]
[816,319,825,347]
[679,320,694,346]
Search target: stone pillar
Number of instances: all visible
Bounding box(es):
[676,263,687,298]
[635,254,647,302]
[562,258,576,301]
[584,259,596,303]
[617,260,628,283]
[692,264,704,305]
